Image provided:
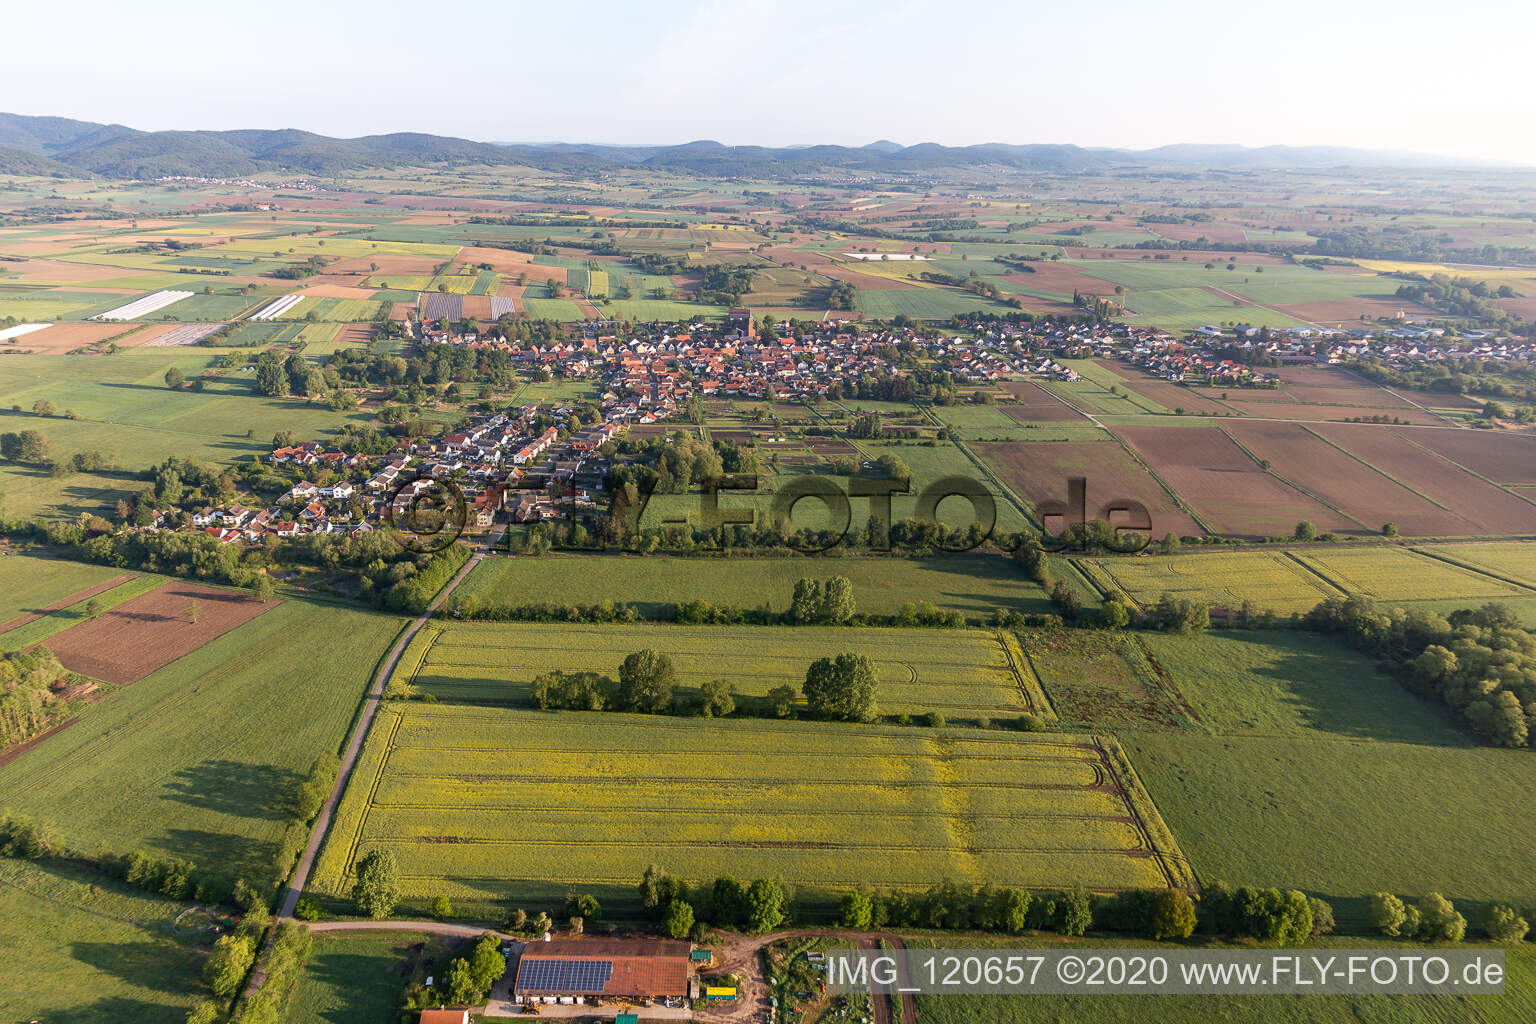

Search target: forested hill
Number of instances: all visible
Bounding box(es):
[0,112,1505,180]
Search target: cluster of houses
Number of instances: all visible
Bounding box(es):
[166,403,629,544]
[150,309,1534,547]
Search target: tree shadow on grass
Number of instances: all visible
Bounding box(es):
[163,759,304,822]
[1201,631,1472,747]
[25,994,199,1024]
[67,939,202,999]
[299,949,420,1023]
[159,826,281,893]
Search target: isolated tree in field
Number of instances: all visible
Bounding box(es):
[1149,889,1197,940]
[746,878,786,933]
[1293,520,1316,541]
[84,597,105,618]
[1382,522,1398,537]
[820,575,855,624]
[185,599,200,625]
[1160,532,1180,555]
[352,848,400,918]
[250,573,276,601]
[164,366,185,389]
[618,649,677,713]
[838,890,873,929]
[698,678,735,718]
[431,894,453,919]
[662,898,694,939]
[802,652,878,722]
[766,684,797,718]
[1367,892,1408,936]
[202,932,256,997]
[32,399,55,417]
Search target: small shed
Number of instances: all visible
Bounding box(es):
[691,948,715,965]
[617,1014,640,1024]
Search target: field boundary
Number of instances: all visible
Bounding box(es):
[1094,734,1199,893]
[1108,433,1216,536]
[1408,546,1536,594]
[996,632,1058,721]
[1128,636,1206,728]
[1216,424,1372,532]
[1393,430,1536,509]
[1301,425,1455,514]
[1280,551,1354,597]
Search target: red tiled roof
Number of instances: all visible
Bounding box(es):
[515,939,690,997]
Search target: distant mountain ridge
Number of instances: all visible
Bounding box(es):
[0,112,1510,180]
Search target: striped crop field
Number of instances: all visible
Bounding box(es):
[309,706,1190,908]
[1079,551,1341,613]
[406,621,1048,719]
[1414,541,1536,590]
[1292,546,1527,604]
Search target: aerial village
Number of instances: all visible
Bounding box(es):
[153,311,1534,548]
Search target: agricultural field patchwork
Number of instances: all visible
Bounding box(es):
[310,706,1190,910]
[0,598,406,888]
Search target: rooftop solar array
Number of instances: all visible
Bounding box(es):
[517,958,614,992]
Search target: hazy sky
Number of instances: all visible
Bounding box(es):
[11,0,1536,164]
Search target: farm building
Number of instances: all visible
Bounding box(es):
[417,1010,470,1024]
[512,938,692,1003]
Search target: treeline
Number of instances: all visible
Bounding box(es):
[1312,226,1536,268]
[1306,597,1536,747]
[467,215,689,229]
[632,857,1528,945]
[1391,271,1529,329]
[3,517,469,616]
[268,255,328,280]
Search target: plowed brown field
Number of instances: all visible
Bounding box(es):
[45,582,277,684]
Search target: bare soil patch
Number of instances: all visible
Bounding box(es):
[1273,297,1440,326]
[1404,428,1536,485]
[972,440,1202,537]
[1221,421,1468,536]
[44,582,277,685]
[998,381,1090,422]
[2,322,133,353]
[1314,424,1536,534]
[1116,425,1354,537]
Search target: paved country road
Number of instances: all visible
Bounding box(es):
[278,529,502,919]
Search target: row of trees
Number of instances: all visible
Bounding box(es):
[521,647,879,723]
[641,865,787,937]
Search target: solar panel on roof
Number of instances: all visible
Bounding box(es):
[518,958,614,992]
